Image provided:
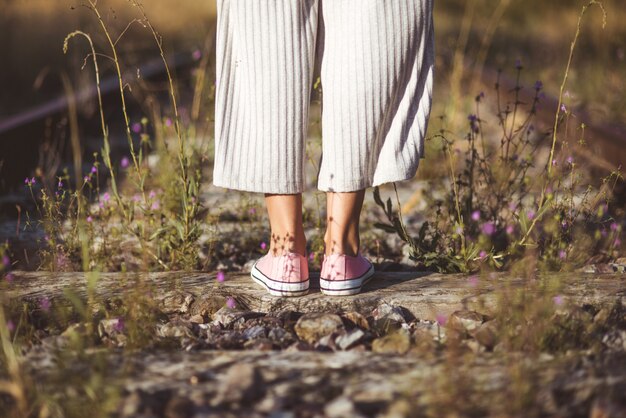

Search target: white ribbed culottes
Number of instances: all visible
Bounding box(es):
[213,0,435,194]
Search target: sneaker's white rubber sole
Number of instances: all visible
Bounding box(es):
[250,263,309,297]
[319,266,375,296]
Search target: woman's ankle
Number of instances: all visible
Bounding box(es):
[323,238,360,257]
[269,231,307,257]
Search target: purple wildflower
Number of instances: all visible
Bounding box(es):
[216,271,225,283]
[151,201,160,210]
[248,207,257,215]
[481,222,496,236]
[566,156,574,164]
[6,320,15,332]
[102,192,110,202]
[506,225,514,235]
[553,295,564,306]
[39,297,51,312]
[226,297,236,309]
[149,190,157,199]
[534,80,543,90]
[468,114,479,133]
[558,250,567,260]
[91,166,97,174]
[192,49,202,61]
[471,210,481,221]
[309,253,315,261]
[260,242,267,250]
[132,122,142,134]
[615,238,622,247]
[479,250,487,259]
[84,175,90,182]
[436,314,447,326]
[610,222,619,231]
[560,104,567,113]
[515,59,522,69]
[2,255,9,268]
[527,210,536,220]
[120,157,130,169]
[86,216,93,223]
[113,318,125,333]
[165,118,173,127]
[5,272,14,283]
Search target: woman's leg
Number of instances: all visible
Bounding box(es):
[265,193,307,257]
[324,190,366,256]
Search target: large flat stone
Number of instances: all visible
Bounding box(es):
[5,270,625,320]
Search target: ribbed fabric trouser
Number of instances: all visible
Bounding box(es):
[213,0,435,194]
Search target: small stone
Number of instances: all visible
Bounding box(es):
[336,329,365,350]
[325,396,363,418]
[610,263,626,273]
[268,327,291,343]
[473,320,498,349]
[62,322,89,338]
[214,363,264,405]
[190,295,227,318]
[285,341,312,352]
[189,314,205,324]
[372,302,410,323]
[463,339,485,353]
[243,338,274,350]
[215,331,245,349]
[243,325,267,340]
[372,328,411,354]
[412,328,437,351]
[447,310,485,335]
[316,332,340,351]
[602,330,626,351]
[294,313,345,344]
[158,320,193,338]
[343,311,370,330]
[98,319,123,338]
[212,307,264,329]
[179,293,195,313]
[383,398,412,418]
[593,308,611,324]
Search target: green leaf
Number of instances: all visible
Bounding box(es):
[373,222,398,234]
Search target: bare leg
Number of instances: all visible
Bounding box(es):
[265,193,307,257]
[324,190,366,256]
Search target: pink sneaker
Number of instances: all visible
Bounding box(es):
[320,253,375,296]
[250,251,309,297]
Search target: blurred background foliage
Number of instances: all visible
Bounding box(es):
[0,0,623,191]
